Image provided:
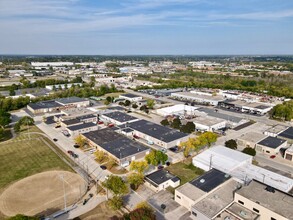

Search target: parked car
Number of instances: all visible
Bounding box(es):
[133,134,140,139]
[73,144,80,148]
[67,150,73,155]
[53,138,58,142]
[100,165,107,170]
[55,125,61,129]
[270,155,276,159]
[108,124,114,127]
[157,165,164,170]
[98,121,104,125]
[72,153,79,158]
[169,146,179,152]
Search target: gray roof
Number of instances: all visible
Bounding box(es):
[257,136,286,149]
[120,93,141,98]
[198,107,243,123]
[145,169,176,186]
[56,97,88,105]
[102,111,138,123]
[62,118,81,126]
[83,128,149,159]
[128,119,188,143]
[278,127,293,140]
[67,122,96,131]
[28,100,62,110]
[236,180,293,219]
[190,169,230,193]
[77,114,97,120]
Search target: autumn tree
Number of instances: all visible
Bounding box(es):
[95,150,105,162]
[146,99,155,109]
[145,150,168,166]
[200,131,218,147]
[127,172,144,190]
[74,134,88,148]
[108,196,124,210]
[102,175,128,196]
[129,160,149,174]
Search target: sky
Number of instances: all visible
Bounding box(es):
[0,0,292,55]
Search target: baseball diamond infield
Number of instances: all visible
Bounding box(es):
[0,171,87,217]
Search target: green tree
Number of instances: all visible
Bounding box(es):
[146,99,155,109]
[132,103,138,109]
[108,196,123,210]
[242,147,256,156]
[127,172,144,190]
[14,122,21,133]
[129,160,149,173]
[124,100,131,106]
[9,88,16,96]
[102,175,128,196]
[0,127,4,140]
[171,118,181,129]
[160,119,169,126]
[106,96,112,103]
[225,139,237,149]
[180,122,195,133]
[19,116,34,126]
[0,110,11,128]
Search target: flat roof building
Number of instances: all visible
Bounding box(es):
[119,93,143,102]
[235,180,293,220]
[278,127,293,143]
[193,116,226,132]
[83,128,149,166]
[101,111,139,125]
[237,132,267,148]
[145,169,180,192]
[264,124,288,137]
[127,119,189,149]
[66,122,98,136]
[255,136,287,155]
[171,92,224,106]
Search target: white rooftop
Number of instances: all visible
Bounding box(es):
[193,146,252,173]
[193,146,293,193]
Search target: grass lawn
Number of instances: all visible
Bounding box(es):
[166,159,204,186]
[75,201,122,220]
[0,127,73,190]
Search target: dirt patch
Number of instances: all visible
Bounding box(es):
[0,171,87,217]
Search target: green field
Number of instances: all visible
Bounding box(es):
[166,160,204,185]
[0,128,72,189]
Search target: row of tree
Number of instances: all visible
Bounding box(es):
[180,132,218,157]
[161,118,195,134]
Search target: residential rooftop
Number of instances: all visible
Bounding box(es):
[128,119,188,143]
[102,111,138,123]
[257,136,286,149]
[236,180,293,220]
[145,169,177,187]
